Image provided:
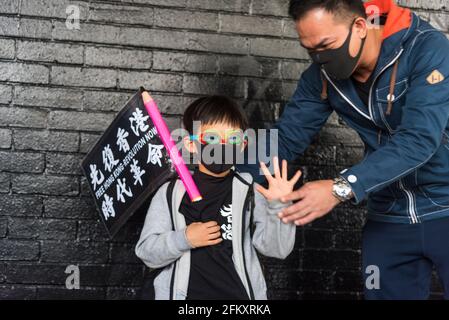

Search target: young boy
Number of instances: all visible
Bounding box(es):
[135,95,301,300]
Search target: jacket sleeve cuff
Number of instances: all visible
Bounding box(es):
[171,228,194,252]
[267,199,292,215]
[339,169,367,205]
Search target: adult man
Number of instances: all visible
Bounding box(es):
[243,0,449,299]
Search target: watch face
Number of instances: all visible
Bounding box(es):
[334,180,351,200]
[337,187,348,198]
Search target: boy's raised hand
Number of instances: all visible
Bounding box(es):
[186,221,223,248]
[256,157,302,202]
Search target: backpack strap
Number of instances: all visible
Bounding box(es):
[165,177,178,300]
[166,178,178,230]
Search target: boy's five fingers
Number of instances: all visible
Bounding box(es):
[204,221,219,228]
[255,183,267,192]
[255,183,269,199]
[261,158,301,182]
[289,169,303,185]
[282,159,287,179]
[186,221,223,248]
[208,231,222,239]
[207,225,221,233]
[260,162,274,183]
[208,238,223,245]
[273,156,281,179]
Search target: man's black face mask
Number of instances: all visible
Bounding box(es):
[309,19,366,80]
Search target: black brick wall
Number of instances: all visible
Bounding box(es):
[0,0,448,299]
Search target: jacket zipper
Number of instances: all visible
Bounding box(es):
[326,49,419,224]
[322,49,405,126]
[168,181,177,300]
[170,178,255,300]
[241,186,255,300]
[169,261,177,299]
[398,179,419,224]
[372,49,419,224]
[322,70,372,121]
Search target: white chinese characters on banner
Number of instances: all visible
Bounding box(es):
[220,204,233,240]
[116,127,130,153]
[89,164,104,190]
[102,193,115,221]
[116,177,133,203]
[130,159,146,186]
[147,143,164,167]
[102,144,119,172]
[129,108,149,137]
[86,101,170,226]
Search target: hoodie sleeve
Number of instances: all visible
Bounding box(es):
[251,185,296,259]
[135,182,193,269]
[340,31,449,204]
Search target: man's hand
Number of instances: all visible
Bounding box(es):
[255,157,302,201]
[186,221,223,248]
[278,180,341,226]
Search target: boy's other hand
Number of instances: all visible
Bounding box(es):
[256,157,302,202]
[186,221,223,248]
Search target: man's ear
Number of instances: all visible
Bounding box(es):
[183,136,198,153]
[355,17,368,39]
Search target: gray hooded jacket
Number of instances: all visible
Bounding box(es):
[135,171,296,300]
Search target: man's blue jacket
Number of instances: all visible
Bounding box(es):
[242,0,449,224]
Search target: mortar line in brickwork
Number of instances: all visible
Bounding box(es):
[0,37,308,61]
[89,0,250,14]
[82,43,86,67]
[9,14,298,41]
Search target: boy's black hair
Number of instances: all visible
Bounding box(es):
[288,0,367,22]
[182,95,249,135]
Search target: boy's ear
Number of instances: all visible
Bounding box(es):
[183,136,198,153]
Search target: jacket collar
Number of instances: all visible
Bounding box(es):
[326,0,415,89]
[365,0,412,40]
[364,0,414,74]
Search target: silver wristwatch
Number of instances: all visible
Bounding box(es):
[332,177,354,202]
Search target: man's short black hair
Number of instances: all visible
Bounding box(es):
[288,0,367,22]
[183,95,249,135]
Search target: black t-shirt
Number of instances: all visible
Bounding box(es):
[179,168,249,300]
[351,15,386,106]
[352,74,375,106]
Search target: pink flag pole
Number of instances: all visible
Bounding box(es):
[142,91,202,202]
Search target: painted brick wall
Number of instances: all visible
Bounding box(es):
[0,0,448,299]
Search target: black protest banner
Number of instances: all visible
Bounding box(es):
[81,89,175,237]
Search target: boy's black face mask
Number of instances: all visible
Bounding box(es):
[309,19,366,80]
[195,142,244,174]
